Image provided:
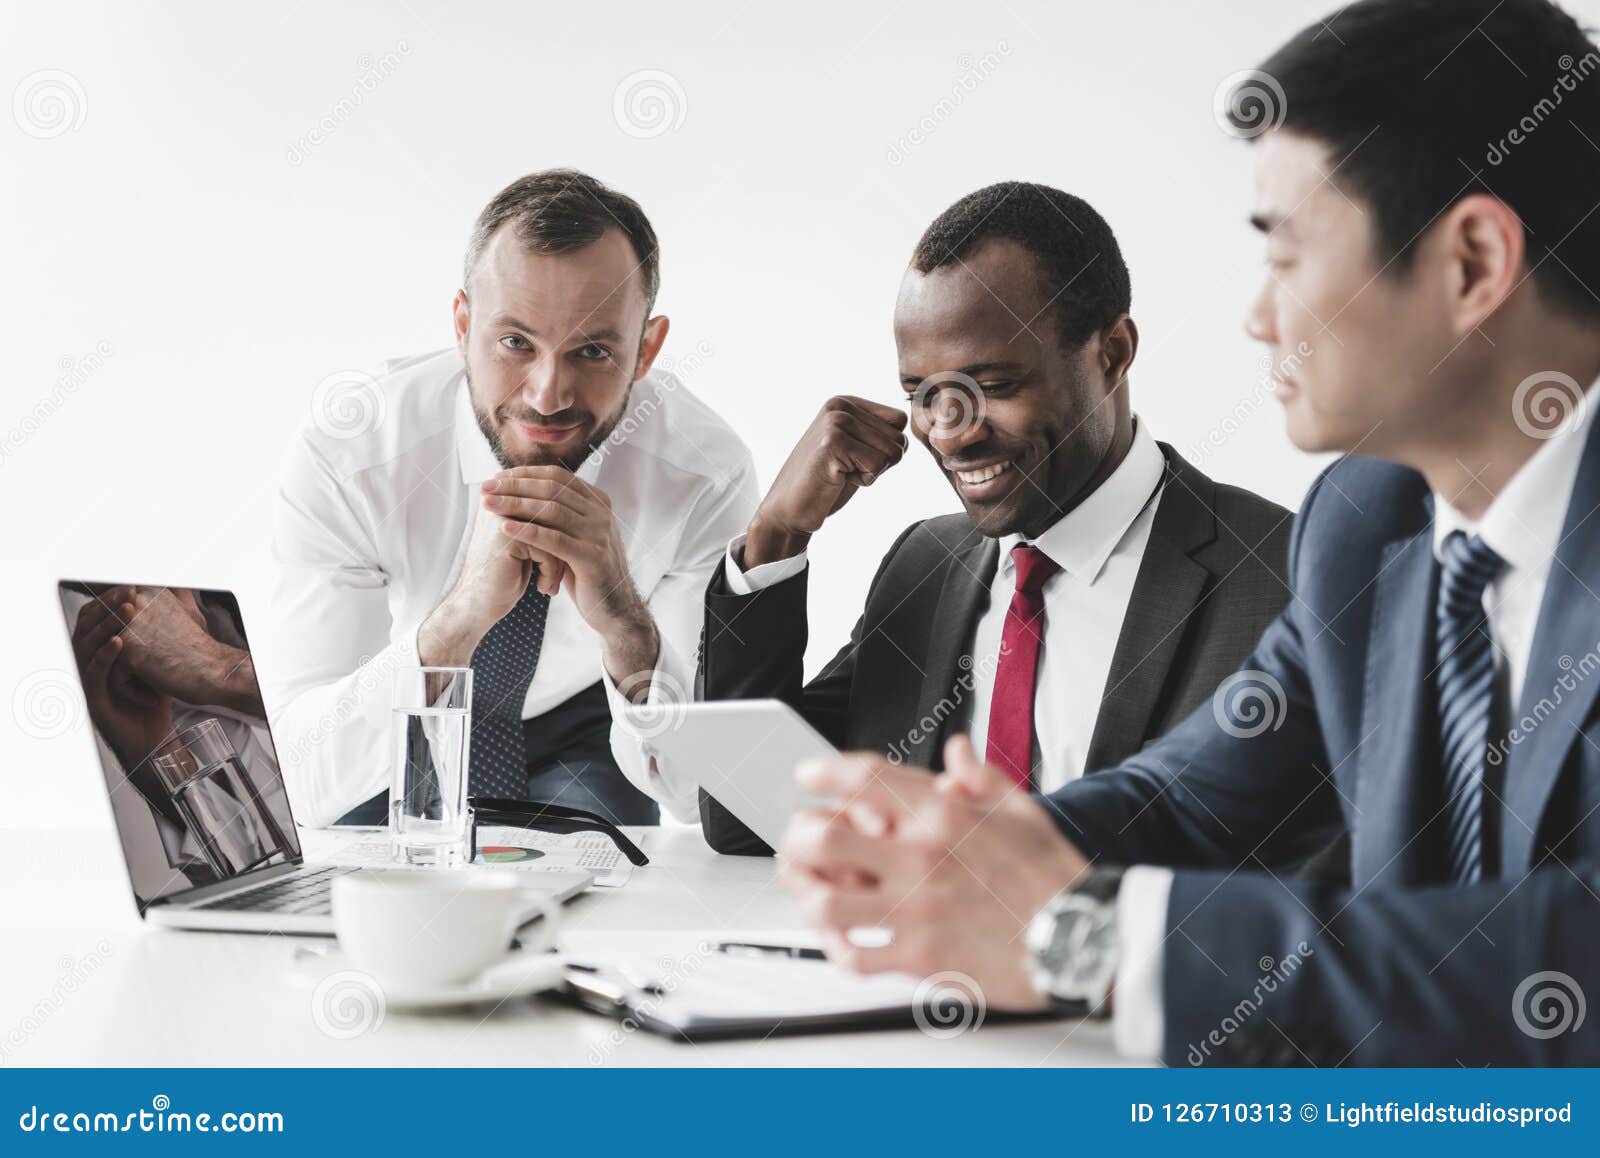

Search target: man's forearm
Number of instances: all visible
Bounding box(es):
[418,594,490,668]
[207,648,266,718]
[602,611,661,700]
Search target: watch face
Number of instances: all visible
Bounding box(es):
[1036,897,1118,1002]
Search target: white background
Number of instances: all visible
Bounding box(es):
[5,0,1531,830]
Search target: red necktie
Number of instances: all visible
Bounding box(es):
[985,544,1061,789]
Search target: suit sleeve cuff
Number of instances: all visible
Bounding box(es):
[1112,865,1172,1059]
[723,533,808,595]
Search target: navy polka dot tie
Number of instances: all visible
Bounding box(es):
[468,576,551,800]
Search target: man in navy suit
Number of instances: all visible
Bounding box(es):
[778,0,1600,1065]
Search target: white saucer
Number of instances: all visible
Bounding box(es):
[294,947,567,1012]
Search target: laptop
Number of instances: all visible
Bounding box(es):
[57,580,592,935]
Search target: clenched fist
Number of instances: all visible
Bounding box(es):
[744,396,908,568]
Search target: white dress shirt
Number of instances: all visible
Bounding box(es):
[263,348,757,826]
[1113,386,1598,1060]
[720,418,1167,791]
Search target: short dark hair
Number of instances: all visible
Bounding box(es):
[464,168,661,313]
[1232,0,1600,319]
[910,182,1132,349]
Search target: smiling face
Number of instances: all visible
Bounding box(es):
[894,236,1133,539]
[1245,130,1461,460]
[454,225,667,470]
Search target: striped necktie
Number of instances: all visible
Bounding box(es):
[468,579,552,800]
[1434,531,1505,885]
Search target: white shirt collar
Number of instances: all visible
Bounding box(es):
[1430,381,1598,576]
[998,415,1165,586]
[454,373,604,487]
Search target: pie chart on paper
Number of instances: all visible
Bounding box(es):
[481,845,545,863]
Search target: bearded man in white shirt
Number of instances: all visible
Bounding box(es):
[266,169,756,827]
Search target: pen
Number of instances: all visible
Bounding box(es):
[715,941,826,961]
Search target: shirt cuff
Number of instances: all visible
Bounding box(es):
[722,533,808,595]
[1112,865,1171,1059]
[600,634,701,823]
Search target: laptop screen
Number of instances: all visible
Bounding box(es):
[58,581,302,912]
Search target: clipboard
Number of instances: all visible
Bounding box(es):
[559,953,1082,1042]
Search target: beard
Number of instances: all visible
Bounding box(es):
[466,362,632,472]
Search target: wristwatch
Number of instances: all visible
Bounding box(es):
[1025,867,1125,1012]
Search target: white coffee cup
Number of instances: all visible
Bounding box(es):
[331,868,561,990]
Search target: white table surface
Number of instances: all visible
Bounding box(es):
[0,824,1128,1066]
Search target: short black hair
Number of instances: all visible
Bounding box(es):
[1231,0,1600,319]
[910,182,1133,349]
[465,168,660,313]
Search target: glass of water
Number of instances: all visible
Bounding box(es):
[390,667,473,866]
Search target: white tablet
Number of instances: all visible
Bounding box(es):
[624,699,836,848]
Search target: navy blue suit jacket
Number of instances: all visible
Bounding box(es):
[1050,428,1600,1066]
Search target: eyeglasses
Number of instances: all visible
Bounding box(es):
[467,796,650,867]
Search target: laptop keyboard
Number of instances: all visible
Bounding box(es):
[197,865,352,915]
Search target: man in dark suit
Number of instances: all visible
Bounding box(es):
[695,182,1293,854]
[778,0,1600,1066]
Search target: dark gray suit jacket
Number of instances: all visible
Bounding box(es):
[696,444,1294,855]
